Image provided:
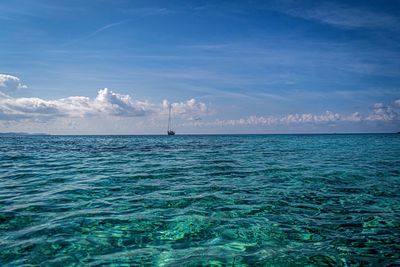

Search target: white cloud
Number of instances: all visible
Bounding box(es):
[366,101,400,122]
[189,103,400,128]
[0,88,209,122]
[393,99,400,108]
[0,73,398,132]
[162,98,210,116]
[0,91,11,99]
[344,112,363,122]
[93,88,153,116]
[281,111,340,124]
[0,74,27,90]
[199,111,342,127]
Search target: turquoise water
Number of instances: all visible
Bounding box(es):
[0,134,399,266]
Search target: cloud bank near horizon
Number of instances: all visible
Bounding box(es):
[0,74,399,133]
[189,104,400,128]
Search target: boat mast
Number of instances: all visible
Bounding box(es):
[168,104,172,132]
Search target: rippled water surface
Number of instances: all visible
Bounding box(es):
[0,134,399,266]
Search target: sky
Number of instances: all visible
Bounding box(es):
[0,0,400,134]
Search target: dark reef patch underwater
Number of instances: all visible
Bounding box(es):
[0,134,399,266]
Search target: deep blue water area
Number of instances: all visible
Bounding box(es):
[0,134,399,266]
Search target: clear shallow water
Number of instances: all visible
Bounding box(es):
[0,134,399,266]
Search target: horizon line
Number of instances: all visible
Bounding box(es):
[0,132,399,136]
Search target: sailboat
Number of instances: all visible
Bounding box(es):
[167,105,175,135]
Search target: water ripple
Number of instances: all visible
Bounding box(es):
[0,134,399,266]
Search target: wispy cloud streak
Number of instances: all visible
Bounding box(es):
[63,19,131,46]
[279,2,400,30]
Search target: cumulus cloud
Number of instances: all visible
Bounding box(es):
[0,88,209,122]
[393,99,400,108]
[93,88,153,116]
[366,101,400,122]
[0,74,27,91]
[162,98,210,116]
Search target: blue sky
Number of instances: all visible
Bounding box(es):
[0,0,399,134]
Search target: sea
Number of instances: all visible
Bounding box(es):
[0,134,399,266]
